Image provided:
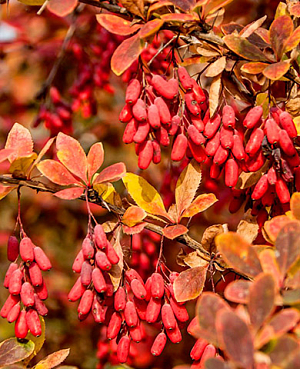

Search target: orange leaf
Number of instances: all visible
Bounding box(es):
[223,35,268,62]
[262,60,290,80]
[181,193,217,218]
[5,123,33,162]
[168,0,196,12]
[0,185,16,200]
[205,56,226,77]
[37,160,80,186]
[269,15,293,59]
[96,14,141,36]
[263,215,293,243]
[87,142,104,182]
[122,206,146,227]
[162,224,188,239]
[122,222,146,235]
[0,149,14,163]
[139,19,164,39]
[161,13,196,22]
[241,62,268,74]
[56,132,88,183]
[284,26,300,53]
[94,162,126,184]
[291,192,300,220]
[259,249,282,289]
[30,137,55,171]
[173,266,208,302]
[111,34,144,76]
[202,0,234,17]
[290,3,300,17]
[47,0,78,17]
[224,280,251,304]
[54,187,84,200]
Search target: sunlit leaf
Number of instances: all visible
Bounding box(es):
[94,163,126,184]
[223,35,268,61]
[139,19,164,39]
[34,348,70,369]
[290,3,300,17]
[9,153,37,177]
[205,56,226,78]
[38,160,80,186]
[30,137,55,172]
[111,34,144,76]
[96,14,141,36]
[47,0,78,17]
[120,0,144,18]
[54,187,84,200]
[122,222,146,235]
[160,14,196,22]
[274,2,288,18]
[5,123,33,162]
[224,280,251,304]
[93,183,122,207]
[216,232,263,278]
[24,316,45,365]
[0,338,35,367]
[163,224,188,239]
[17,0,44,5]
[181,193,217,218]
[284,26,300,53]
[174,266,207,303]
[262,60,290,80]
[239,15,267,38]
[168,0,196,12]
[290,192,300,220]
[122,206,146,227]
[0,185,15,201]
[87,143,104,182]
[0,149,14,163]
[259,249,282,289]
[269,15,293,59]
[263,215,293,243]
[107,228,123,291]
[202,0,233,17]
[241,62,268,74]
[209,75,222,117]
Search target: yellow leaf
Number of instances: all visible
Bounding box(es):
[93,183,122,207]
[24,316,45,365]
[18,0,44,4]
[122,173,169,218]
[9,153,37,177]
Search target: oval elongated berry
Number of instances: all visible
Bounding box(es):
[161,303,177,330]
[20,237,34,263]
[279,111,297,138]
[232,133,246,161]
[267,167,277,185]
[166,322,182,343]
[4,263,18,289]
[105,241,119,265]
[119,104,133,123]
[246,149,265,172]
[134,296,147,320]
[225,159,239,188]
[92,296,107,323]
[190,338,209,360]
[189,140,206,163]
[9,269,23,295]
[170,298,189,322]
[81,238,94,260]
[81,260,93,286]
[125,269,144,284]
[92,268,107,293]
[275,178,290,204]
[146,297,161,323]
[154,97,171,125]
[117,336,130,363]
[123,118,138,144]
[68,276,86,302]
[252,174,269,200]
[152,75,178,99]
[187,317,200,335]
[151,332,167,356]
[132,99,147,122]
[185,92,201,116]
[220,126,234,149]
[131,279,147,300]
[191,79,206,103]
[199,344,216,365]
[114,286,126,311]
[148,104,161,129]
[125,79,141,105]
[204,115,221,139]
[94,224,107,250]
[155,126,170,146]
[152,140,161,164]
[33,247,52,271]
[286,153,300,168]
[129,324,143,342]
[34,294,48,316]
[21,282,35,307]
[138,140,153,170]
[205,132,220,157]
[243,106,263,129]
[15,310,28,339]
[191,116,204,132]
[7,236,19,262]
[265,118,280,144]
[107,312,122,340]
[26,309,41,337]
[0,294,20,318]
[151,273,164,299]
[124,300,138,327]
[245,128,264,156]
[167,78,179,98]
[171,134,187,161]
[222,105,236,128]
[7,302,20,323]
[72,250,84,273]
[169,115,180,136]
[210,163,221,179]
[78,289,94,316]
[95,250,111,271]
[213,145,229,165]
[29,262,43,287]
[36,279,48,300]
[178,67,193,90]
[187,125,206,146]
[279,129,296,156]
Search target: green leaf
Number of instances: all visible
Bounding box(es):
[223,35,268,61]
[269,15,293,60]
[0,338,35,367]
[9,153,37,177]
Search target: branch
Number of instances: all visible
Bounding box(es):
[77,0,130,16]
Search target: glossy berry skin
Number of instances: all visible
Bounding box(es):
[78,289,94,316]
[161,303,177,330]
[26,309,42,337]
[7,236,19,262]
[117,336,130,363]
[20,237,34,263]
[124,301,138,327]
[33,247,52,271]
[15,310,28,339]
[151,273,164,299]
[107,312,122,340]
[151,332,167,356]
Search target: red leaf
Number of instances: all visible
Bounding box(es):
[223,35,268,61]
[162,224,188,239]
[94,163,126,184]
[47,0,78,17]
[203,0,234,17]
[56,133,87,183]
[224,280,251,304]
[268,309,300,337]
[5,123,33,162]
[181,193,218,218]
[111,34,143,76]
[87,142,104,182]
[161,13,196,22]
[37,160,80,186]
[96,14,141,36]
[54,187,84,200]
[262,60,290,80]
[284,26,300,53]
[122,222,146,235]
[0,149,14,163]
[139,19,164,39]
[269,15,293,59]
[168,0,195,12]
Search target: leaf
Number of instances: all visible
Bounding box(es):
[263,215,293,243]
[196,292,230,344]
[262,60,290,80]
[122,222,146,235]
[30,137,56,172]
[201,224,224,252]
[23,316,45,365]
[282,289,300,305]
[0,338,35,367]
[177,250,209,268]
[168,0,195,12]
[122,173,169,218]
[5,123,33,162]
[9,153,37,177]
[175,160,202,219]
[34,348,70,369]
[209,75,222,117]
[284,26,300,53]
[0,149,14,163]
[236,213,259,244]
[96,14,141,36]
[47,0,78,17]
[268,309,300,337]
[216,310,254,367]
[111,34,143,76]
[204,358,227,369]
[122,206,146,227]
[290,3,300,17]
[259,249,282,289]
[163,224,188,239]
[181,193,218,218]
[205,56,226,78]
[93,183,122,207]
[256,92,270,118]
[275,221,300,279]
[56,133,88,183]
[275,2,288,18]
[290,192,300,220]
[120,0,144,18]
[87,143,104,182]
[216,232,263,278]
[54,187,84,200]
[107,228,123,291]
[0,185,15,201]
[224,280,251,304]
[17,0,44,5]
[160,14,196,22]
[241,62,268,74]
[38,160,80,186]
[139,19,164,39]
[223,35,268,61]
[269,15,293,60]
[93,163,126,184]
[248,273,276,329]
[239,15,267,38]
[269,335,299,367]
[202,0,233,17]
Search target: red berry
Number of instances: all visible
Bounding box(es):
[92,268,107,293]
[33,247,52,271]
[96,250,111,271]
[204,115,221,139]
[252,174,269,200]
[72,250,84,273]
[170,298,189,322]
[148,104,161,129]
[220,126,234,149]
[29,262,43,286]
[232,133,246,161]
[117,336,130,363]
[146,297,161,323]
[138,140,154,170]
[151,332,167,356]
[154,97,171,125]
[114,286,126,311]
[21,282,35,307]
[132,99,147,122]
[7,302,20,323]
[190,338,209,360]
[243,106,263,129]
[225,159,239,188]
[245,128,264,156]
[279,129,296,156]
[125,79,141,105]
[205,132,220,157]
[107,312,122,340]
[178,67,193,90]
[151,273,164,299]
[34,294,48,316]
[78,289,94,316]
[15,310,28,339]
[166,321,182,343]
[20,237,34,263]
[1,294,20,318]
[123,118,138,144]
[124,300,139,327]
[171,134,188,161]
[81,260,93,286]
[161,303,177,330]
[222,105,236,128]
[94,224,107,250]
[131,279,147,300]
[3,263,18,289]
[279,111,297,138]
[26,309,42,337]
[265,118,280,144]
[9,269,23,295]
[119,104,133,123]
[275,177,290,204]
[7,236,19,262]
[81,238,94,260]
[68,276,86,302]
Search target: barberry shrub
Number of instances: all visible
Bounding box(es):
[1,0,300,368]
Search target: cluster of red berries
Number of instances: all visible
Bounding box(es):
[1,235,51,338]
